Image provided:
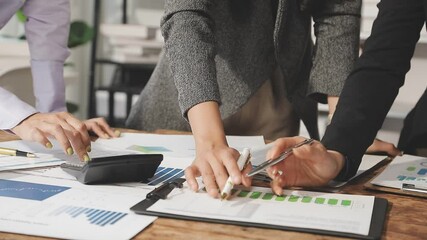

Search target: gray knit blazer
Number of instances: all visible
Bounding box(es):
[127,0,361,138]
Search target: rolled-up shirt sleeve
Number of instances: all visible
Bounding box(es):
[24,0,70,113]
[0,0,71,130]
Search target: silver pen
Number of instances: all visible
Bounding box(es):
[246,138,314,177]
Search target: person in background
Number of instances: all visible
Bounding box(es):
[0,0,119,161]
[127,0,362,197]
[266,0,423,195]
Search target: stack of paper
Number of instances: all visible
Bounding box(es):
[100,24,163,64]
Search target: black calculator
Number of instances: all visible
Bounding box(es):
[60,154,163,184]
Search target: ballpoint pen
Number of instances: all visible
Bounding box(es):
[220,148,251,200]
[246,138,314,177]
[0,147,37,158]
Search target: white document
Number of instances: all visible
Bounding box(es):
[0,140,65,171]
[148,184,375,236]
[0,172,156,240]
[97,133,265,158]
[0,140,134,171]
[370,154,427,189]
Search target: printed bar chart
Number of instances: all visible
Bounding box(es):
[262,193,274,200]
[395,161,427,183]
[235,190,352,207]
[301,196,312,203]
[147,167,184,186]
[418,168,427,175]
[396,175,427,183]
[250,192,262,199]
[50,206,127,227]
[407,166,416,171]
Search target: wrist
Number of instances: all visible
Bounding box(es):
[11,112,39,133]
[188,101,228,149]
[326,150,346,179]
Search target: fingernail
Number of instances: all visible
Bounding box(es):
[210,188,219,197]
[188,182,195,191]
[114,130,121,137]
[86,145,92,152]
[233,175,240,184]
[83,154,91,162]
[274,187,283,196]
[66,147,74,155]
[45,142,53,149]
[104,134,110,139]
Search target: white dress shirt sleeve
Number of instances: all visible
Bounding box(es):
[0,0,70,130]
[0,87,38,130]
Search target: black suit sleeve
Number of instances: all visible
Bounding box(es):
[322,0,426,181]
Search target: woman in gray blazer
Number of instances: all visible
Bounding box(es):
[127,0,361,197]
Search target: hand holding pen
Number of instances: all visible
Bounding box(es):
[247,138,314,177]
[220,148,251,200]
[265,137,346,195]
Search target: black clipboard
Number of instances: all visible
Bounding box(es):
[365,180,427,198]
[131,179,388,240]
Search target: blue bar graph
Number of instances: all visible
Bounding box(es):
[51,206,127,227]
[147,167,184,186]
[0,179,69,201]
[396,175,406,181]
[417,168,427,175]
[396,175,427,184]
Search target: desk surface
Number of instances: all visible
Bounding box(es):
[0,130,426,240]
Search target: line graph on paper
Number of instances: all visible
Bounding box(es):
[0,179,69,201]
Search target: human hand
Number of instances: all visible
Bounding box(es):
[12,112,92,161]
[366,138,402,157]
[83,117,120,139]
[266,136,345,195]
[185,144,252,198]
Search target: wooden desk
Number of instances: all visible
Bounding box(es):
[0,130,426,240]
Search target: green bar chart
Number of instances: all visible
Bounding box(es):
[235,190,352,207]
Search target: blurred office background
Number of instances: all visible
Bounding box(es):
[1,0,426,144]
